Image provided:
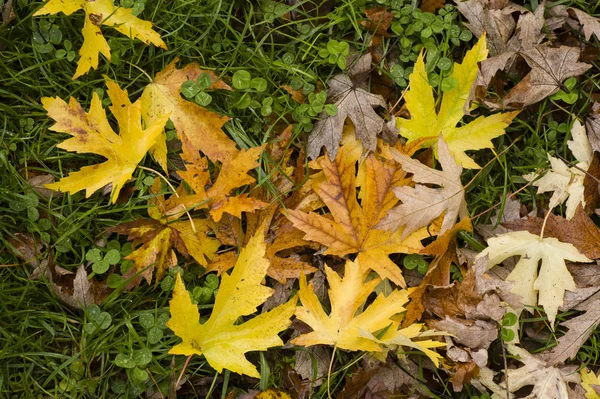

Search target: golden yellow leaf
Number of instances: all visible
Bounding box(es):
[293,259,445,364]
[141,59,237,170]
[34,0,167,79]
[43,78,169,203]
[173,136,268,222]
[398,33,518,168]
[166,230,296,378]
[286,138,430,287]
[581,368,600,399]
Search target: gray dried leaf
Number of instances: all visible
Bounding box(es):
[429,316,498,350]
[307,70,386,159]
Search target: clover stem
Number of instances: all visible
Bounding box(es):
[137,165,197,234]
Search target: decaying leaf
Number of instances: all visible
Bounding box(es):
[292,259,445,366]
[502,205,600,259]
[141,59,236,170]
[108,180,220,287]
[378,136,467,238]
[524,120,593,219]
[34,0,167,78]
[539,292,600,367]
[421,0,446,13]
[287,135,431,286]
[397,33,518,168]
[478,345,580,398]
[478,230,592,326]
[42,78,169,203]
[167,230,296,378]
[307,54,387,159]
[361,6,394,35]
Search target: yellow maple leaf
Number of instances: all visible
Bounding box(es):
[34,0,167,79]
[173,135,268,222]
[292,259,445,365]
[166,230,296,378]
[581,368,600,399]
[108,179,220,287]
[141,59,237,171]
[398,33,518,168]
[43,78,169,203]
[478,230,592,326]
[286,137,430,287]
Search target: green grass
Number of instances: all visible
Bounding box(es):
[3,0,600,397]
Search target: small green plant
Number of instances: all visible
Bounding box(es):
[501,312,518,342]
[192,273,220,304]
[550,77,579,104]
[86,240,132,278]
[318,40,350,70]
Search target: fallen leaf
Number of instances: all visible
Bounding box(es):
[307,54,386,159]
[174,135,267,222]
[502,205,600,259]
[377,136,468,238]
[397,33,518,168]
[524,120,593,219]
[478,345,580,398]
[568,7,600,42]
[1,0,15,26]
[109,180,220,287]
[293,345,330,387]
[141,59,236,170]
[581,368,600,399]
[449,361,479,392]
[478,230,592,326]
[287,137,430,286]
[166,230,296,378]
[501,45,591,108]
[292,259,407,352]
[361,6,394,35]
[42,78,169,203]
[336,367,391,399]
[428,316,498,351]
[586,102,600,153]
[538,292,600,366]
[421,0,446,13]
[34,0,166,78]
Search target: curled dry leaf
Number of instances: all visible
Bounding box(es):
[524,120,593,219]
[42,78,169,203]
[34,0,166,78]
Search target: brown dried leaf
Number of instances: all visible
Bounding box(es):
[361,7,394,35]
[307,55,387,159]
[501,45,591,108]
[428,317,498,350]
[538,293,600,366]
[568,7,600,42]
[586,102,600,153]
[421,0,446,13]
[502,205,600,259]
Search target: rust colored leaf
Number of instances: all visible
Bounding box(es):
[502,205,600,259]
[361,7,394,35]
[421,0,446,13]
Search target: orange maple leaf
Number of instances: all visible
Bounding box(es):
[286,135,433,287]
[172,135,268,222]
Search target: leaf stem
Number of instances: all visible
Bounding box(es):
[327,345,337,399]
[137,165,197,233]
